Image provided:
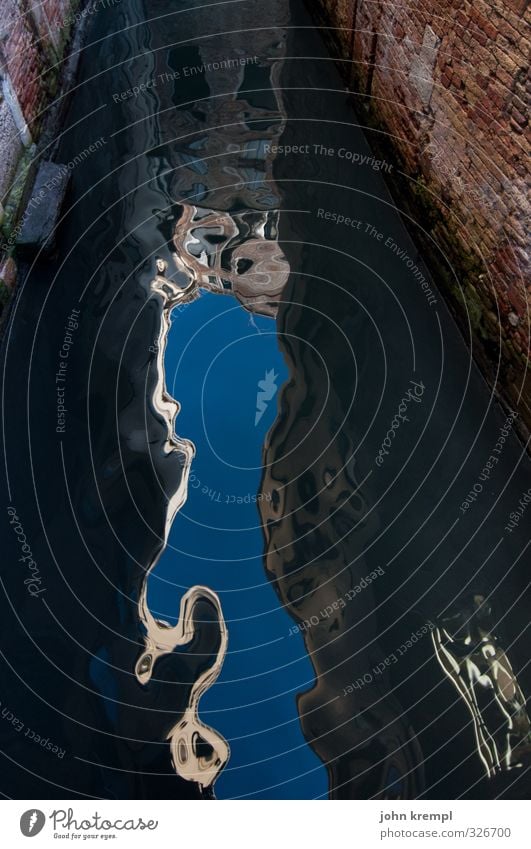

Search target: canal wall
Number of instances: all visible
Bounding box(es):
[0,0,104,316]
[310,0,530,439]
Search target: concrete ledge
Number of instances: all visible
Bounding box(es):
[17,161,69,253]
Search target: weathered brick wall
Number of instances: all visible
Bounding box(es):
[0,0,77,306]
[0,0,74,138]
[2,4,45,136]
[311,0,530,437]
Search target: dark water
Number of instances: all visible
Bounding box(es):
[0,0,529,800]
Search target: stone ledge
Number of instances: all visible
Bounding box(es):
[17,161,69,253]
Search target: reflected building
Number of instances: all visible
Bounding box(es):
[258,308,426,798]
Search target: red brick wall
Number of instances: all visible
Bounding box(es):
[1,0,74,134]
[312,0,530,435]
[0,0,76,304]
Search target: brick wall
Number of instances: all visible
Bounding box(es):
[0,0,75,142]
[0,0,77,305]
[311,0,530,437]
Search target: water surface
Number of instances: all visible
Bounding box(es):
[0,0,529,800]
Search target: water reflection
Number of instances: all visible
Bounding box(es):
[136,199,291,790]
[433,595,531,778]
[136,584,229,789]
[135,0,303,795]
[171,204,289,317]
[2,0,529,801]
[258,307,426,798]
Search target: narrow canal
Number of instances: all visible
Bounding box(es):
[1,0,529,800]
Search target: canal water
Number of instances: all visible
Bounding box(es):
[0,0,529,800]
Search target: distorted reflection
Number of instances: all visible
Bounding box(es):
[433,595,531,777]
[170,204,289,317]
[259,348,426,798]
[135,23,291,787]
[136,584,230,790]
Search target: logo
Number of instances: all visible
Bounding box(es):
[20,810,46,837]
[255,368,278,426]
